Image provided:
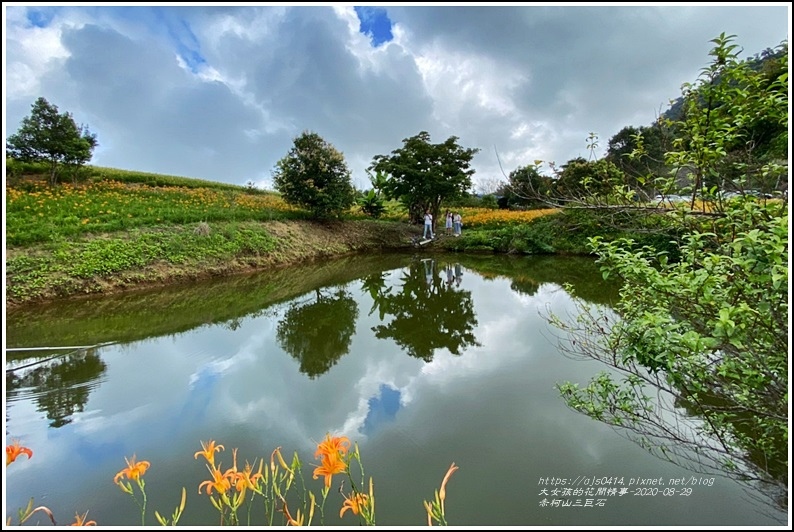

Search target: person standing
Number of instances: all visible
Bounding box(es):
[423,210,434,239]
[453,212,462,236]
[445,210,453,235]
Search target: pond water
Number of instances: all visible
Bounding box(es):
[4,252,786,526]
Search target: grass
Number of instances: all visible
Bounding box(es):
[5,160,564,305]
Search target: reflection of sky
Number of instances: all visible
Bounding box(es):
[361,384,401,436]
[4,259,786,526]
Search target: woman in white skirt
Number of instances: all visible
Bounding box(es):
[453,212,462,236]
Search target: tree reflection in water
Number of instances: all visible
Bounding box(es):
[371,259,479,362]
[6,347,106,428]
[276,287,359,378]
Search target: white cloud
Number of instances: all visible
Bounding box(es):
[4,4,789,189]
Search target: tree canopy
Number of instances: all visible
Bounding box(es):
[498,164,552,208]
[369,131,479,226]
[272,131,355,219]
[6,96,98,186]
[605,124,668,195]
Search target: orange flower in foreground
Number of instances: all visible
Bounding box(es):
[6,440,33,466]
[113,454,150,485]
[71,511,97,526]
[314,433,350,461]
[198,464,232,495]
[339,491,369,518]
[232,460,263,495]
[312,453,346,489]
[194,440,224,467]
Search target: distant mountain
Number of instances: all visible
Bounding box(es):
[661,45,787,122]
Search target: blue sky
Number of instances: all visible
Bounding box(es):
[354,6,393,47]
[3,3,790,191]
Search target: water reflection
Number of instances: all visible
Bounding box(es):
[6,347,106,428]
[4,253,785,526]
[277,287,359,378]
[361,384,401,436]
[372,259,479,362]
[674,386,789,513]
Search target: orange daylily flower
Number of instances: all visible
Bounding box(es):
[194,440,225,467]
[312,453,346,489]
[314,433,350,461]
[339,491,369,518]
[113,454,150,484]
[199,464,232,495]
[71,511,97,526]
[232,460,263,495]
[6,440,33,466]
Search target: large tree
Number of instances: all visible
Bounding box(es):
[552,157,625,200]
[369,131,479,227]
[6,97,98,186]
[272,131,355,219]
[501,163,553,208]
[605,124,669,196]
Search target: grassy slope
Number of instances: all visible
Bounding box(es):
[6,161,595,308]
[5,163,419,307]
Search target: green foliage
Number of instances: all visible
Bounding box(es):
[502,163,553,207]
[5,157,263,193]
[272,131,356,220]
[571,199,787,495]
[5,223,278,300]
[90,166,261,192]
[369,131,479,226]
[356,189,386,218]
[445,193,485,209]
[549,34,789,513]
[6,97,98,186]
[554,157,626,199]
[479,194,498,209]
[69,239,150,278]
[605,124,669,196]
[437,208,682,257]
[541,37,787,210]
[5,158,50,185]
[461,209,682,258]
[663,33,788,197]
[443,226,555,255]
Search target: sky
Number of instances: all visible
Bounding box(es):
[3,3,791,192]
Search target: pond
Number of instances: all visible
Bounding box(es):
[4,252,786,526]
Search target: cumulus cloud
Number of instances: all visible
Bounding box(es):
[4,4,789,190]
